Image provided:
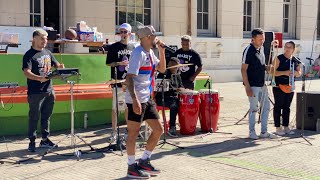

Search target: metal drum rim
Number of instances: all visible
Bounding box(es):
[179,91,199,95]
[199,89,219,93]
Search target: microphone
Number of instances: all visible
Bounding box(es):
[306,57,314,65]
[294,56,305,66]
[156,39,176,53]
[160,44,176,53]
[306,57,314,61]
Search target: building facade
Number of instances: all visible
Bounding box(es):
[0,0,319,82]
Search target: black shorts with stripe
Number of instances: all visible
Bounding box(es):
[127,99,160,123]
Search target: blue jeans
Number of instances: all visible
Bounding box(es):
[248,86,270,133]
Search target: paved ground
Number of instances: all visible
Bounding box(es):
[1,79,320,180]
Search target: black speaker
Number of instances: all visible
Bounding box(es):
[296,92,320,131]
[263,31,274,65]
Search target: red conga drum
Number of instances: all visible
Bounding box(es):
[199,89,220,132]
[178,90,200,135]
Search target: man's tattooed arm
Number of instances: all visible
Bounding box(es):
[126,74,137,101]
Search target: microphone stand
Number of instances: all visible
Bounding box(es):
[42,74,95,160]
[101,67,126,155]
[157,74,184,149]
[201,77,231,138]
[204,78,213,133]
[298,63,312,145]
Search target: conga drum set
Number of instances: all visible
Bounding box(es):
[154,63,221,135]
[178,88,220,135]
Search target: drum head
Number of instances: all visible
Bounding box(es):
[179,90,199,95]
[199,89,218,94]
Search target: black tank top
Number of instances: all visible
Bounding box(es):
[275,54,300,86]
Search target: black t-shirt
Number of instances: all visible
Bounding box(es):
[106,42,134,86]
[275,54,300,86]
[174,49,203,84]
[242,44,266,87]
[22,47,59,94]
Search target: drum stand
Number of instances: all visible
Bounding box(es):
[101,68,126,155]
[157,75,184,149]
[234,96,274,125]
[42,78,95,160]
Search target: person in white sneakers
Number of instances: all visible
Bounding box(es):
[271,41,301,135]
[241,28,277,139]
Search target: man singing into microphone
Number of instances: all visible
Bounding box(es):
[106,23,134,142]
[125,26,166,178]
[241,28,277,139]
[174,35,202,89]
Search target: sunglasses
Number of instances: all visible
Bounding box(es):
[120,30,128,34]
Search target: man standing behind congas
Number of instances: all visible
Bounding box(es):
[174,35,203,90]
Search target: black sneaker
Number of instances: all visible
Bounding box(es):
[168,127,178,138]
[138,158,161,175]
[28,141,36,152]
[127,163,150,179]
[39,138,58,148]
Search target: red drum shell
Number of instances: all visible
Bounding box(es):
[199,89,220,132]
[178,91,200,135]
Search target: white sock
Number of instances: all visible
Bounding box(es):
[141,150,152,160]
[128,155,135,165]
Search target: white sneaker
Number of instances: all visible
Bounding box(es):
[275,127,285,136]
[283,127,295,135]
[260,132,278,139]
[107,131,117,143]
[249,131,259,140]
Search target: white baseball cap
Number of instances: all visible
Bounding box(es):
[119,23,132,32]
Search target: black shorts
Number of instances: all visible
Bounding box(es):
[127,99,160,123]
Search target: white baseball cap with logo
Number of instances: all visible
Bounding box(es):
[119,23,132,32]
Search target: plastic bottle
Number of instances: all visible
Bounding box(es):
[93,27,97,42]
[84,113,88,129]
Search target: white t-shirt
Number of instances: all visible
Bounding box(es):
[125,45,160,104]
